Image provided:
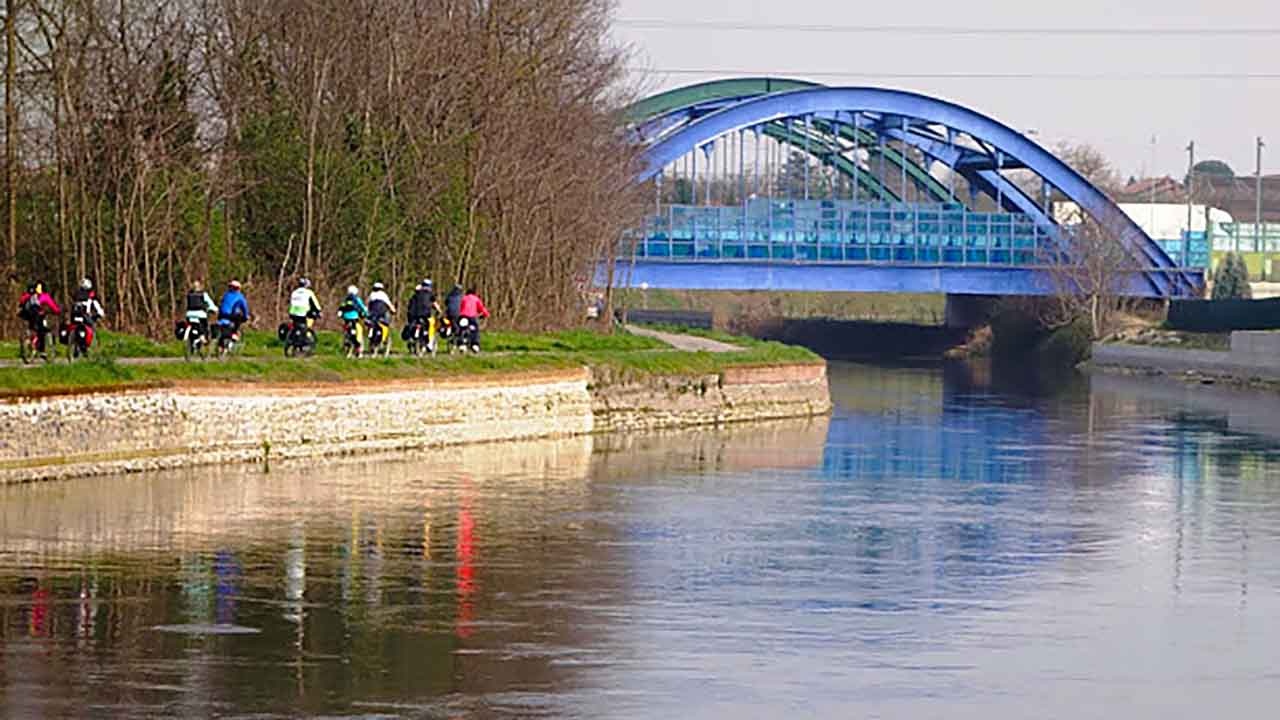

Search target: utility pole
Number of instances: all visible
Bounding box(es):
[1257,137,1265,253]
[1186,141,1196,243]
[1149,135,1157,233]
[4,0,14,296]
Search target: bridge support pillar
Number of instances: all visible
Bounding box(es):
[944,294,998,329]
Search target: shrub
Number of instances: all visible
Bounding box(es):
[1212,253,1253,300]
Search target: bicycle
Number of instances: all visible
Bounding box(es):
[19,316,54,365]
[405,316,437,357]
[341,318,364,359]
[365,318,393,358]
[63,312,94,361]
[181,319,210,362]
[281,314,318,358]
[216,318,246,360]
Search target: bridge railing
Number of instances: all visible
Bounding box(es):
[634,199,1060,266]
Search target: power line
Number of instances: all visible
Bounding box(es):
[616,19,1280,37]
[632,67,1280,81]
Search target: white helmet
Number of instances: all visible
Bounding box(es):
[372,282,385,292]
[80,278,93,291]
[347,285,359,296]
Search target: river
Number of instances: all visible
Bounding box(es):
[3,362,1280,719]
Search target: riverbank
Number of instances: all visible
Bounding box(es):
[0,331,831,484]
[1088,331,1280,389]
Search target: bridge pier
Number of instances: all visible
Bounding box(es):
[944,294,998,329]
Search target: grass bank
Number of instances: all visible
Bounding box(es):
[616,289,946,326]
[0,327,820,397]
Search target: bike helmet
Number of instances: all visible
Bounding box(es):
[228,280,242,290]
[372,282,385,292]
[80,278,93,291]
[347,285,359,296]
[423,278,433,289]
[299,277,311,289]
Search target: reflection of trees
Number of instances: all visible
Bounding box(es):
[0,436,606,716]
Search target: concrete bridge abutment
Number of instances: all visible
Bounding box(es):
[944,294,999,330]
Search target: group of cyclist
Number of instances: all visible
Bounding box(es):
[285,277,490,357]
[15,274,489,360]
[16,279,106,359]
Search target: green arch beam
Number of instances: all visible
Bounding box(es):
[625,77,818,124]
[629,78,952,204]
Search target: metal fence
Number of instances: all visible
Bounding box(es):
[1167,298,1280,332]
[635,199,1059,266]
[1213,223,1280,254]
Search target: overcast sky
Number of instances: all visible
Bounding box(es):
[613,0,1280,181]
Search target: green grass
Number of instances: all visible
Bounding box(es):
[0,354,585,396]
[0,327,820,396]
[0,326,669,361]
[617,289,947,325]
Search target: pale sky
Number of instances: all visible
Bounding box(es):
[613,0,1280,181]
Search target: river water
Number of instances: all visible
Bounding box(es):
[3,363,1280,719]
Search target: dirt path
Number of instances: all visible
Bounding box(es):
[625,325,740,353]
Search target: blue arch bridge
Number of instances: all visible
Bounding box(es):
[607,78,1206,302]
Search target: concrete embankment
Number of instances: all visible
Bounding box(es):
[0,363,831,484]
[1090,331,1280,384]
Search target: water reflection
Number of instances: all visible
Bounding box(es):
[2,364,1280,718]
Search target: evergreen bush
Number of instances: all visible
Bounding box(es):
[1212,253,1253,300]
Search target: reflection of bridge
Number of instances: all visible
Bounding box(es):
[613,79,1205,299]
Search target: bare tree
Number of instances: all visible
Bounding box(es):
[1040,206,1140,338]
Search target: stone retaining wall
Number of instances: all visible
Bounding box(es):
[591,363,831,434]
[1091,333,1280,383]
[0,363,832,484]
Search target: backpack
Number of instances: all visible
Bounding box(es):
[445,291,462,317]
[18,294,40,320]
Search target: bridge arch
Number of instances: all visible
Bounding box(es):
[631,84,1201,298]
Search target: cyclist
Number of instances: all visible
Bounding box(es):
[17,282,62,354]
[443,284,463,342]
[67,278,105,351]
[402,279,438,353]
[71,278,105,326]
[366,282,396,352]
[459,286,490,353]
[218,280,250,341]
[338,285,368,355]
[185,281,217,339]
[407,279,437,323]
[288,277,321,327]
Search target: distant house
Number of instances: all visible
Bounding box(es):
[1114,176,1185,204]
[1195,173,1280,224]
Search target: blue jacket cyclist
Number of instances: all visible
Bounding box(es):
[217,280,250,337]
